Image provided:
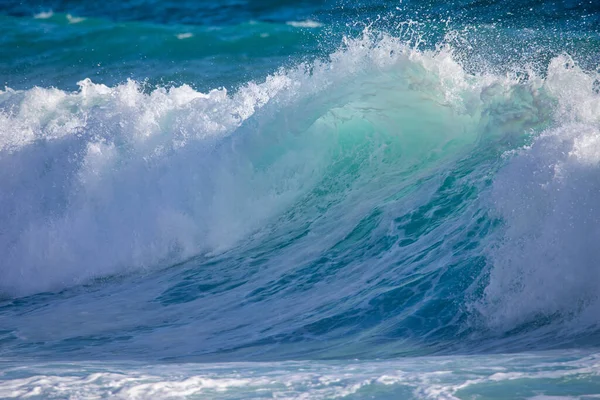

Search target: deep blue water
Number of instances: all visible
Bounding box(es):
[1,0,600,398]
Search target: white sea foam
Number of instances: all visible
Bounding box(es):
[0,352,598,399]
[0,76,306,295]
[478,55,600,332]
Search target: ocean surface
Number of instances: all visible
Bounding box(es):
[1,0,600,398]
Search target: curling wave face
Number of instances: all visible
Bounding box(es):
[1,29,600,363]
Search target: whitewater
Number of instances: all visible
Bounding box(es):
[2,1,600,398]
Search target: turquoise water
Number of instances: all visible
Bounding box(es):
[2,1,600,398]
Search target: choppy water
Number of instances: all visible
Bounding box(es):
[2,1,600,398]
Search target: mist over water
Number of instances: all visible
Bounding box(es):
[1,1,600,398]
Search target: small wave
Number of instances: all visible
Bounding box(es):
[286,20,323,28]
[176,32,193,40]
[33,10,54,19]
[66,14,86,24]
